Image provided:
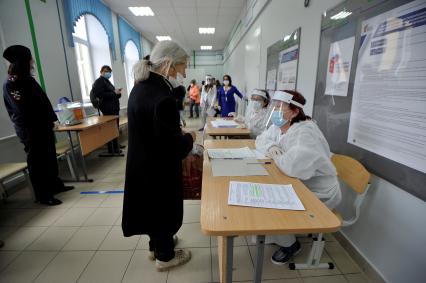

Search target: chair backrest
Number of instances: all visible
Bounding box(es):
[331,154,370,194]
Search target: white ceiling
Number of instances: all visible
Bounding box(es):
[102,0,246,52]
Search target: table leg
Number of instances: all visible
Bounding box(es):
[218,236,235,283]
[254,235,265,283]
[66,131,80,182]
[289,233,334,270]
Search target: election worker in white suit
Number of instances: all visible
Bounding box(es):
[255,89,341,265]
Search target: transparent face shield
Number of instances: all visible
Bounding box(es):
[264,100,288,128]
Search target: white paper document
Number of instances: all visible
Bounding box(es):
[277,45,299,90]
[207,147,256,159]
[266,69,277,90]
[325,36,355,97]
[211,159,269,177]
[228,181,305,210]
[348,0,426,173]
[210,119,239,128]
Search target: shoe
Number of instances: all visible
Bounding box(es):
[198,127,204,131]
[119,144,126,149]
[149,235,179,261]
[38,197,62,206]
[54,185,74,194]
[156,249,191,271]
[271,240,302,265]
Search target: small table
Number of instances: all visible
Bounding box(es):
[201,140,341,283]
[55,115,119,182]
[205,117,251,139]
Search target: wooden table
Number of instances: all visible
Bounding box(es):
[55,115,119,182]
[201,140,341,283]
[204,117,251,139]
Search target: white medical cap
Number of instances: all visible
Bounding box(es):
[273,90,304,108]
[251,89,269,100]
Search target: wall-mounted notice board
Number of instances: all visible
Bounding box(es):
[265,27,301,92]
[313,0,426,200]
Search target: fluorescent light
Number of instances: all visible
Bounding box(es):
[283,35,291,41]
[330,11,352,20]
[200,46,212,50]
[129,6,154,16]
[199,27,215,34]
[156,36,171,41]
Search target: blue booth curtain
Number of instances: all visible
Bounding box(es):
[62,0,116,59]
[118,16,142,60]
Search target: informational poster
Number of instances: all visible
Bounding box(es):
[266,69,277,90]
[348,0,426,174]
[276,45,298,90]
[325,36,355,96]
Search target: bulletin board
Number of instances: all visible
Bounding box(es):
[312,0,426,200]
[265,27,301,92]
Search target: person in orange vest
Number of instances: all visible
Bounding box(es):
[188,79,200,118]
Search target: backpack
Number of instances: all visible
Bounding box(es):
[89,88,101,109]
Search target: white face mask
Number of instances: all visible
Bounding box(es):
[176,72,184,85]
[252,101,262,110]
[223,80,229,86]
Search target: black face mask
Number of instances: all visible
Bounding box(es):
[172,85,186,99]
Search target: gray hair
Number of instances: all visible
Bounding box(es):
[133,41,188,82]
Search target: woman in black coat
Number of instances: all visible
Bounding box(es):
[122,41,195,271]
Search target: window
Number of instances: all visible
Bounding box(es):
[123,40,139,95]
[72,15,112,102]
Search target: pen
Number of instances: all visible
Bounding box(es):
[223,158,244,160]
[247,162,272,164]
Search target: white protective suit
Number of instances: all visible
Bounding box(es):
[255,120,341,247]
[200,85,217,127]
[255,120,341,208]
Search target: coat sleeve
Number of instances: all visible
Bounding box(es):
[272,130,323,180]
[255,125,278,153]
[92,78,116,100]
[247,110,266,137]
[153,96,194,159]
[233,86,243,99]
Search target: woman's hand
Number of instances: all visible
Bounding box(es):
[267,145,283,158]
[228,112,236,117]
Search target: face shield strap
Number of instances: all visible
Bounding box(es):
[251,89,269,100]
[273,90,304,109]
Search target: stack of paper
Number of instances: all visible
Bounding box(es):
[211,159,269,176]
[211,119,239,128]
[207,147,256,159]
[228,181,305,210]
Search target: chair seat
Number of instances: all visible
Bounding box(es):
[0,163,27,180]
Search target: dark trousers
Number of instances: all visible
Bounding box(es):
[148,233,175,262]
[189,101,199,118]
[24,129,64,201]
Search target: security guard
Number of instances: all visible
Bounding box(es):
[2,45,72,206]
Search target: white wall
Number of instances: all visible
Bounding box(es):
[141,35,153,57]
[222,0,426,282]
[185,52,223,88]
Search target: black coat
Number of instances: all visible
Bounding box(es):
[3,76,57,146]
[91,76,121,114]
[122,72,193,237]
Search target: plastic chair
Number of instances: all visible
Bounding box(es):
[331,154,371,226]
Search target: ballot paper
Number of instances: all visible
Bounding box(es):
[207,147,256,159]
[228,181,305,210]
[211,159,269,176]
[211,119,239,128]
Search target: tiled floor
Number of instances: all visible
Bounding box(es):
[0,117,371,282]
